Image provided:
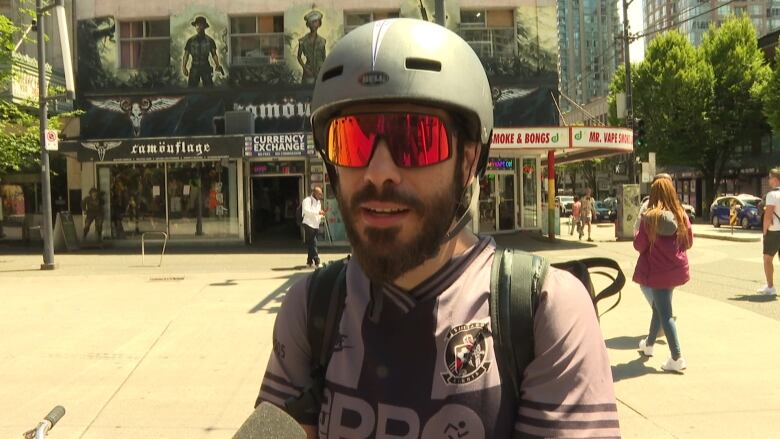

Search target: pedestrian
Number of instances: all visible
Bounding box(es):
[581,188,596,241]
[633,177,692,372]
[757,167,780,296]
[570,195,582,238]
[81,188,104,241]
[255,19,618,438]
[301,186,325,268]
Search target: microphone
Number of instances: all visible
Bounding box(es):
[232,402,307,439]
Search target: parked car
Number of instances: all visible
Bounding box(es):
[710,194,762,229]
[555,195,574,217]
[641,196,696,223]
[594,201,615,222]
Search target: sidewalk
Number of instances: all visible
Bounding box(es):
[1,233,778,438]
[691,223,762,242]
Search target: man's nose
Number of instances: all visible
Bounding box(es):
[363,139,402,187]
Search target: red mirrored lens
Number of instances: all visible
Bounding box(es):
[326,113,450,168]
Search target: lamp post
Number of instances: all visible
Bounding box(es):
[35,0,75,270]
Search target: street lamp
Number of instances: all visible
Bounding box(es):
[35,0,75,270]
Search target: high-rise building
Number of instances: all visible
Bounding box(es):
[645,0,780,47]
[558,0,623,110]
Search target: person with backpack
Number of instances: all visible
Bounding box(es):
[758,168,780,296]
[633,177,692,372]
[255,19,619,438]
[301,186,325,268]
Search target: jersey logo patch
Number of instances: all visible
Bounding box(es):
[442,323,490,385]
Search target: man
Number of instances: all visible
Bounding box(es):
[297,10,327,84]
[758,167,780,296]
[182,16,224,87]
[301,186,325,268]
[257,19,618,438]
[581,188,596,242]
[570,195,582,238]
[82,188,104,241]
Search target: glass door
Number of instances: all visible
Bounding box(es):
[520,157,539,229]
[497,174,516,230]
[479,175,497,232]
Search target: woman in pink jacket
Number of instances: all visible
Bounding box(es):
[633,178,693,372]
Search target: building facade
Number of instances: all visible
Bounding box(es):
[557,0,623,111]
[645,0,780,47]
[52,0,561,246]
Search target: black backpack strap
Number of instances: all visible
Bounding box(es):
[284,259,348,421]
[550,257,625,319]
[489,248,548,403]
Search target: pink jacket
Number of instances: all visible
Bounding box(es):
[632,212,693,289]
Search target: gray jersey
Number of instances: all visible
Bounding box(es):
[259,237,619,438]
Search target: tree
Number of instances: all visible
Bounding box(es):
[0,13,66,175]
[700,16,770,205]
[632,31,714,166]
[763,37,780,133]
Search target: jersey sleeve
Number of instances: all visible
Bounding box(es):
[513,268,620,439]
[255,275,317,425]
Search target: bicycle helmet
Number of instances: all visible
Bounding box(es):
[310,18,494,186]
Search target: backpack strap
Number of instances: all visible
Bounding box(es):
[284,259,348,421]
[550,257,625,319]
[489,248,548,403]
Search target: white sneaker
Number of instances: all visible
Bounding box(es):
[638,338,654,356]
[661,357,687,372]
[757,285,777,296]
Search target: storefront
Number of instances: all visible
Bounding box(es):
[478,155,541,233]
[73,135,245,241]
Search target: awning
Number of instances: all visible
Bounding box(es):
[490,126,633,164]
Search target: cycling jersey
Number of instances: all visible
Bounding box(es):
[258,237,620,438]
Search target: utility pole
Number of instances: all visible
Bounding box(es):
[621,0,636,184]
[36,0,56,270]
[34,0,75,270]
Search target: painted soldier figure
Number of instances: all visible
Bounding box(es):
[297,10,326,84]
[182,16,224,87]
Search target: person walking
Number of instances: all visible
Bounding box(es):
[569,195,583,238]
[633,177,693,372]
[301,186,325,268]
[581,189,596,242]
[758,168,780,296]
[255,19,619,438]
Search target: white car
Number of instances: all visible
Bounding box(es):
[555,195,574,217]
[641,196,696,222]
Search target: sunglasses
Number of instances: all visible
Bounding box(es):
[324,112,453,168]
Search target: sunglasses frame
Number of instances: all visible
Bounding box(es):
[322,111,461,169]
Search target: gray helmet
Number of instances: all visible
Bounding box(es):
[310,18,493,173]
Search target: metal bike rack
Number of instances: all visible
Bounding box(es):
[141,231,168,267]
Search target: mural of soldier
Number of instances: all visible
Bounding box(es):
[182,16,225,87]
[297,10,326,84]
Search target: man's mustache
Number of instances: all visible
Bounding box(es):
[349,183,425,215]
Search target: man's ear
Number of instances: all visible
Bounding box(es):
[461,141,481,187]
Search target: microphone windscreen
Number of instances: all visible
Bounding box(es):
[232,402,307,439]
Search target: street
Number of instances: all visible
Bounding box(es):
[0,224,778,438]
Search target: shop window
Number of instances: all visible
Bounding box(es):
[459,9,515,58]
[344,10,400,34]
[119,19,171,69]
[229,15,285,65]
[100,161,239,240]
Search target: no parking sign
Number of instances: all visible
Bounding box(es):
[45,129,59,151]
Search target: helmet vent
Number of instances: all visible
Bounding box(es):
[321,65,344,82]
[405,58,441,72]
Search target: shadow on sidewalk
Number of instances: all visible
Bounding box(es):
[247,272,309,315]
[611,356,664,382]
[606,335,667,350]
[729,294,778,303]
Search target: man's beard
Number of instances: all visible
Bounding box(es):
[337,170,463,285]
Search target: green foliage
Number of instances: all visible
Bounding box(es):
[763,36,780,133]
[633,30,714,165]
[607,64,626,126]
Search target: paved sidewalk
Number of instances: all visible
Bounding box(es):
[691,223,762,242]
[1,233,778,438]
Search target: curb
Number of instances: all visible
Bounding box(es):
[693,232,760,242]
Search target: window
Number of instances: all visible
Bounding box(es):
[119,19,170,69]
[344,10,400,33]
[459,9,515,58]
[229,15,284,65]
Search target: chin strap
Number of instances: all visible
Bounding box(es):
[442,210,472,243]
